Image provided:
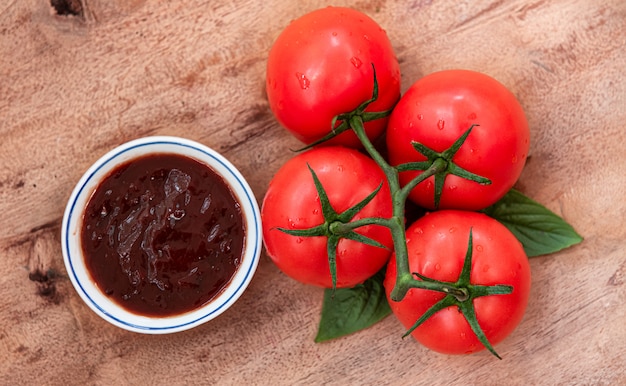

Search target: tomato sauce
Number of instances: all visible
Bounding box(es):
[81,153,245,317]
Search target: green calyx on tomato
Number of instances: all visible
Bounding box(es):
[276,164,390,290]
[400,228,512,359]
[297,65,395,151]
[397,124,492,209]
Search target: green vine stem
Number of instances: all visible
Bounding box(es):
[347,113,512,358]
[279,66,513,358]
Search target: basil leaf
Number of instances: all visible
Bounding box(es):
[483,189,583,257]
[315,269,391,342]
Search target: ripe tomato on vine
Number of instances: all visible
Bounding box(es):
[386,70,530,210]
[261,146,394,289]
[266,6,401,147]
[384,210,531,357]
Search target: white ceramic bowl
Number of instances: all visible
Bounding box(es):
[61,136,261,334]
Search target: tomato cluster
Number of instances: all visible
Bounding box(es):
[261,6,532,358]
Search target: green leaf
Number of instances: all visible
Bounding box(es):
[315,269,391,342]
[483,189,583,257]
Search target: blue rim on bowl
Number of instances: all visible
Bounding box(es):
[61,136,262,334]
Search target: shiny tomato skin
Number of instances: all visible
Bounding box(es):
[384,210,531,355]
[386,70,530,210]
[266,6,401,147]
[262,146,393,288]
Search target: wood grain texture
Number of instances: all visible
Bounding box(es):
[1,0,625,384]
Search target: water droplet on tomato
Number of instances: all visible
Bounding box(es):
[417,114,424,120]
[332,31,338,36]
[337,165,344,172]
[437,119,445,130]
[476,245,484,252]
[295,72,310,89]
[295,237,303,244]
[350,56,362,68]
[449,185,457,191]
[482,264,490,272]
[467,112,477,120]
[414,227,423,235]
[312,208,319,215]
[435,263,441,271]
[511,155,518,163]
[449,227,457,233]
[460,332,467,339]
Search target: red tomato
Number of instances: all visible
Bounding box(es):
[262,146,393,288]
[266,6,401,147]
[384,210,531,355]
[386,70,530,210]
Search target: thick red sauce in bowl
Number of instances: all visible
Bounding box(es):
[80,153,245,317]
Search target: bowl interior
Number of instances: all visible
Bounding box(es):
[61,136,261,334]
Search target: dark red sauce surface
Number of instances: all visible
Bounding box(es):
[81,153,245,317]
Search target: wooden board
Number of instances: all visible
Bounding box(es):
[1,0,625,384]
